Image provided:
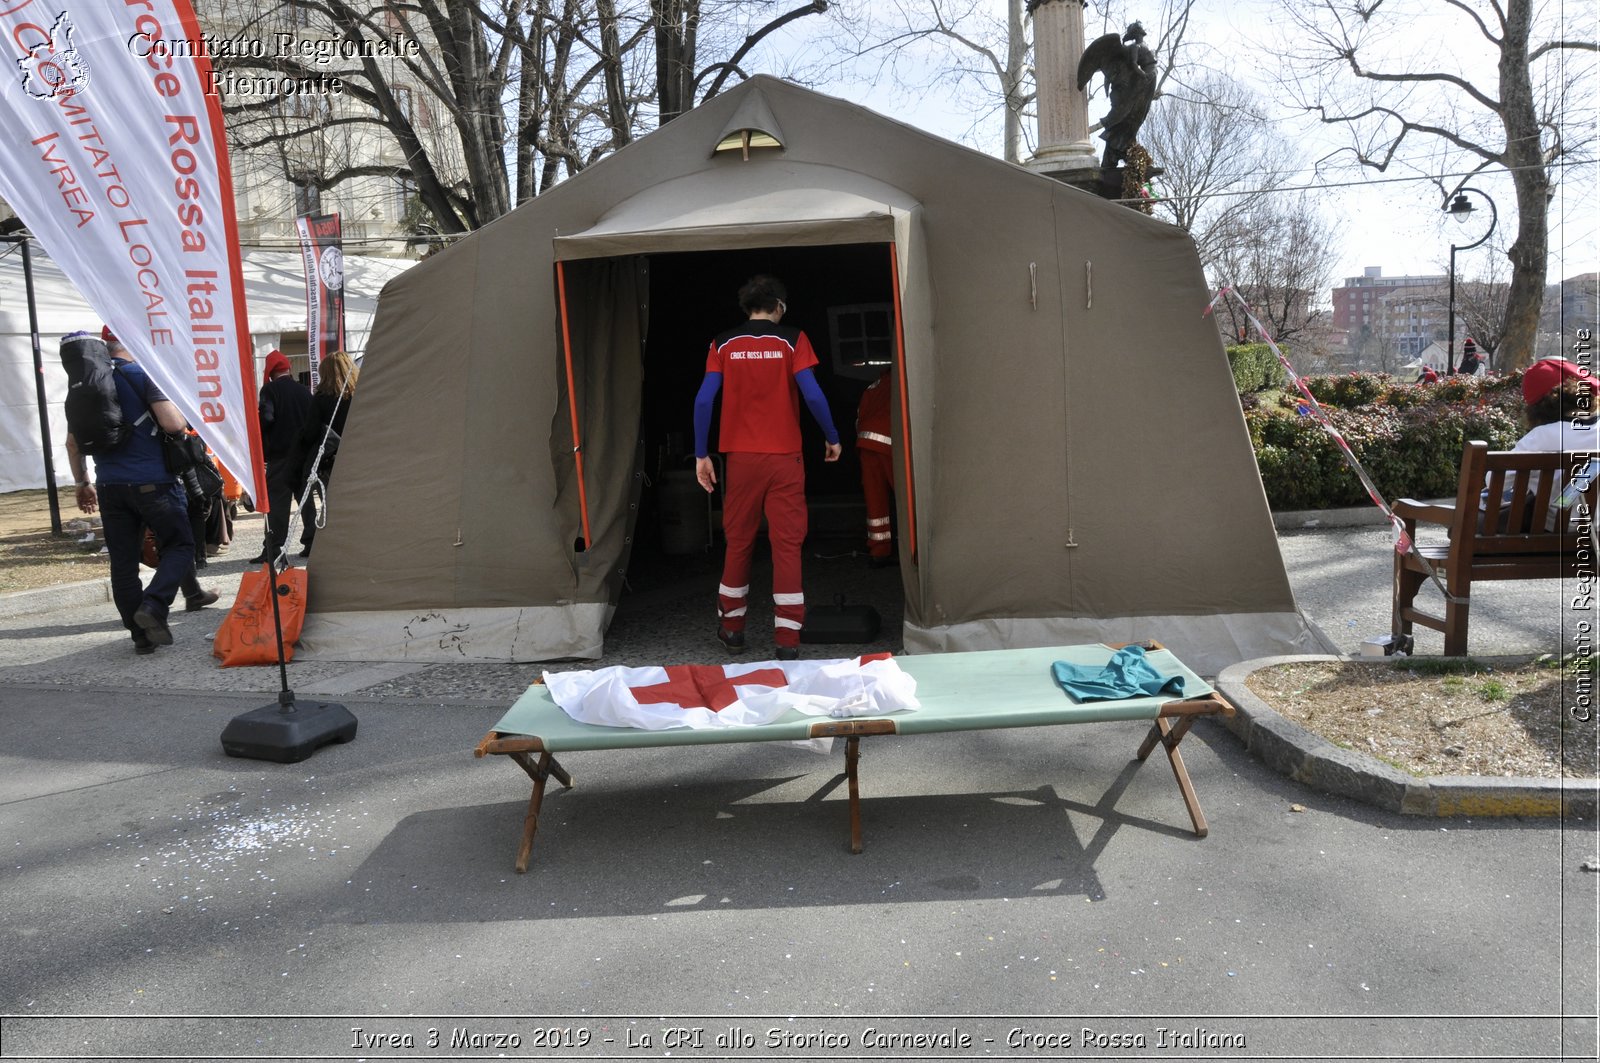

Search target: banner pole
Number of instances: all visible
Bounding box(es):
[17,236,61,535]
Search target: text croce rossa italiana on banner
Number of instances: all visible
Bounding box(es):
[0,0,266,504]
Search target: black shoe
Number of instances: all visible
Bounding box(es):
[133,603,172,646]
[716,626,746,653]
[133,637,156,656]
[775,645,800,661]
[247,551,273,565]
[868,553,899,569]
[185,589,220,611]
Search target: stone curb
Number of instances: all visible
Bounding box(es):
[1214,654,1598,819]
[0,577,113,620]
[1271,499,1453,531]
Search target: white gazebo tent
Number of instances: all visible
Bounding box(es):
[0,248,414,492]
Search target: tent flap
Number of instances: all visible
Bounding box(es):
[553,162,915,261]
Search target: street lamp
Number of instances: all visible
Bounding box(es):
[405,222,440,258]
[1442,186,1498,373]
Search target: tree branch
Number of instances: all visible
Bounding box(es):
[700,1,829,101]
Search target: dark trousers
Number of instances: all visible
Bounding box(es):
[99,481,194,643]
[262,457,316,556]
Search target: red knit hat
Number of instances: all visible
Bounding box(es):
[1522,358,1596,404]
[100,325,116,344]
[264,350,291,378]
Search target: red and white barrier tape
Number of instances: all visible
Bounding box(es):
[1208,287,1461,605]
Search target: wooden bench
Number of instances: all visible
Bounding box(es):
[1392,440,1598,656]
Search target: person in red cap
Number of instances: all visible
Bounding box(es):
[1456,336,1483,375]
[252,349,316,563]
[1481,357,1597,530]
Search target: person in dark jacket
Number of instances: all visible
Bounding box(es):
[294,350,358,555]
[251,350,316,564]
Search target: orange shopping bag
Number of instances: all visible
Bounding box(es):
[213,565,309,667]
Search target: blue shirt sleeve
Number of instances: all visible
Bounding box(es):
[693,373,722,458]
[796,368,839,445]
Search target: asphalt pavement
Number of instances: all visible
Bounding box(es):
[1,515,1595,1061]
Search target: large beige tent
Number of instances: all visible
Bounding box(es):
[301,77,1320,673]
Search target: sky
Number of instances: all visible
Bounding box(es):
[772,0,1597,289]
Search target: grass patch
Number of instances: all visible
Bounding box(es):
[1474,678,1510,702]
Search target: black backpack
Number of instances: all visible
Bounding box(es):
[60,333,131,454]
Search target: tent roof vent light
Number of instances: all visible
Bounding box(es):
[711,88,785,160]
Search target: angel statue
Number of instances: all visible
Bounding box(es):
[1077,21,1159,178]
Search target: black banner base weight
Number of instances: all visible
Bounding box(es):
[221,699,358,763]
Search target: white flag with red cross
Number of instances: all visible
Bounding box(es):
[542,653,920,731]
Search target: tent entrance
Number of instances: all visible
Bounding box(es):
[577,241,908,637]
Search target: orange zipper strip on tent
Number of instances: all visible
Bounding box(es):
[888,242,917,562]
[555,260,593,549]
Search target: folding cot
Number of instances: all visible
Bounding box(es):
[473,642,1234,871]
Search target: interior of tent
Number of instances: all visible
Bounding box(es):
[564,241,905,618]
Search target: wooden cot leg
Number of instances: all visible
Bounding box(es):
[1136,717,1208,838]
[509,751,564,873]
[845,736,863,854]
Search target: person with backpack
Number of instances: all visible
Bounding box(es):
[62,329,211,654]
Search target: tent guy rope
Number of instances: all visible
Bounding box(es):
[1206,287,1462,606]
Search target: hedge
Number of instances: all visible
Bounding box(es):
[1226,343,1286,393]
[1245,372,1525,510]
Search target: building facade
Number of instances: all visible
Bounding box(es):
[198,0,465,259]
[1332,267,1461,363]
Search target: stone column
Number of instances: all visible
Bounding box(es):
[1026,0,1100,185]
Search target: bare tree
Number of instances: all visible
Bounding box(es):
[1139,74,1296,273]
[831,0,1033,162]
[1210,192,1341,348]
[1279,0,1597,368]
[208,0,829,236]
[653,0,832,124]
[1423,231,1513,366]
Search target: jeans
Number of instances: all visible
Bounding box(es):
[98,481,194,641]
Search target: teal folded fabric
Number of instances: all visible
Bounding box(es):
[1051,645,1186,702]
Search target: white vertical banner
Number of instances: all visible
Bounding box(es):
[294,214,321,390]
[0,1,267,505]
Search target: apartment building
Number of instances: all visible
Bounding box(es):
[1332,267,1459,360]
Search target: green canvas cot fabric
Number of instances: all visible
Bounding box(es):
[487,645,1214,751]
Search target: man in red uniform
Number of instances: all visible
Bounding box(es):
[855,368,896,566]
[694,275,841,660]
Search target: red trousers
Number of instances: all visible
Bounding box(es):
[859,448,894,558]
[717,452,808,647]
